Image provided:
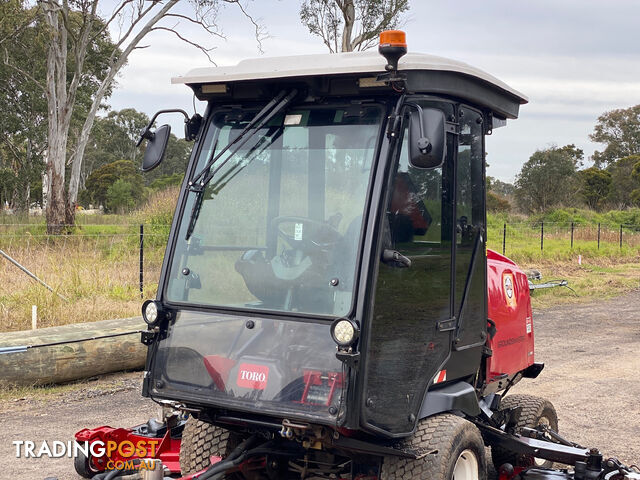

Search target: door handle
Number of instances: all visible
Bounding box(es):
[382,249,412,268]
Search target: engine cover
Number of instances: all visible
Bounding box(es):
[485,249,535,390]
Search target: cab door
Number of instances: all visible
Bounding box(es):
[361,101,455,435]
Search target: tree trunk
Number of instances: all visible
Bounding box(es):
[65,0,179,225]
[66,66,121,225]
[43,1,71,234]
[0,317,146,386]
[340,0,355,52]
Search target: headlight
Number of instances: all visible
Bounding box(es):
[142,300,163,326]
[331,318,359,347]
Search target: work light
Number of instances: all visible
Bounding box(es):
[331,318,359,348]
[142,300,164,327]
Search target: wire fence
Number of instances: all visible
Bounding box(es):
[487,221,640,257]
[0,224,171,300]
[2,220,639,298]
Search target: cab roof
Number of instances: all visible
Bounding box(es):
[172,51,528,120]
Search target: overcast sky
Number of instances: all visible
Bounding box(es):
[106,0,640,182]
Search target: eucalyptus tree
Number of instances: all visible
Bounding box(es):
[300,0,409,53]
[4,0,261,232]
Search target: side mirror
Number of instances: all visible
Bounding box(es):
[136,109,201,173]
[408,106,446,169]
[141,124,171,172]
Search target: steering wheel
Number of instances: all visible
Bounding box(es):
[272,216,343,254]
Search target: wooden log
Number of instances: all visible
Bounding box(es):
[0,317,147,386]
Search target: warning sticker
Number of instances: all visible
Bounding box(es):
[294,223,303,241]
[503,273,516,308]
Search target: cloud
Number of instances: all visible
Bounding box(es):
[106,0,640,183]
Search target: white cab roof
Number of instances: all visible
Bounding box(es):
[172,51,527,103]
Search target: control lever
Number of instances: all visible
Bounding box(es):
[382,249,412,268]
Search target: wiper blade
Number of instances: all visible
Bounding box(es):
[184,89,297,240]
[189,89,288,188]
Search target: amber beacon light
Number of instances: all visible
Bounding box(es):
[378,30,408,72]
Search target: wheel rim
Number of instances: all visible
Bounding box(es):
[452,449,479,480]
[533,416,553,467]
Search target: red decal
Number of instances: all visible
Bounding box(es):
[237,363,269,390]
[435,370,447,383]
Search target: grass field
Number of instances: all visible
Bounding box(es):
[1,197,639,332]
[0,189,176,332]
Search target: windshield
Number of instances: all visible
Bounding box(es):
[165,102,384,316]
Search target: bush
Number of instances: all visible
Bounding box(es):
[487,191,511,212]
[83,159,145,208]
[150,173,184,191]
[106,179,140,213]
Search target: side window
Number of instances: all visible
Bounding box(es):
[388,133,444,253]
[454,106,486,346]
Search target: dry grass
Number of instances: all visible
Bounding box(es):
[520,258,640,309]
[3,189,639,331]
[0,232,165,331]
[0,189,180,332]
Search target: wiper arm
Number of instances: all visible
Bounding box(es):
[184,89,297,240]
[190,89,288,187]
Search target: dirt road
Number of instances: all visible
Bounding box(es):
[1,291,639,479]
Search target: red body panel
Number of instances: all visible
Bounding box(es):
[75,424,181,474]
[486,249,535,385]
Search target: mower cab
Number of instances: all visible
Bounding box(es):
[132,31,580,479]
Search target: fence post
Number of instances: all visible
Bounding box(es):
[597,222,601,250]
[139,224,144,299]
[620,224,623,249]
[540,221,544,252]
[570,222,574,249]
[502,223,506,256]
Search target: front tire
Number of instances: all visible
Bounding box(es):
[179,416,240,475]
[73,450,99,478]
[491,394,559,470]
[381,414,487,480]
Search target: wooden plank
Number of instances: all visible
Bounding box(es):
[0,317,147,386]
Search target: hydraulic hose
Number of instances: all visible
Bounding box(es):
[195,434,261,480]
[93,468,136,480]
[92,458,142,479]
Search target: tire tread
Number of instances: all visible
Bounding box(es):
[490,394,558,469]
[381,414,487,479]
[179,417,238,474]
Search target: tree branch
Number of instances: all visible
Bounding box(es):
[164,13,225,39]
[150,26,217,64]
[90,0,134,42]
[229,0,266,54]
[0,4,42,46]
[2,46,47,92]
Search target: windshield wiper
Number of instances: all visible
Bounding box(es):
[184,89,297,240]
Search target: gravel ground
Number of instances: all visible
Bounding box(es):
[1,291,639,479]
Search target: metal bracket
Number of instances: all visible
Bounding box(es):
[336,350,360,369]
[437,317,457,332]
[140,330,155,346]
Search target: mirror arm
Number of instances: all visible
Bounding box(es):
[404,102,432,154]
[136,108,191,147]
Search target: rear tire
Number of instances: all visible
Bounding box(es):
[381,413,487,479]
[179,416,240,475]
[491,394,558,470]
